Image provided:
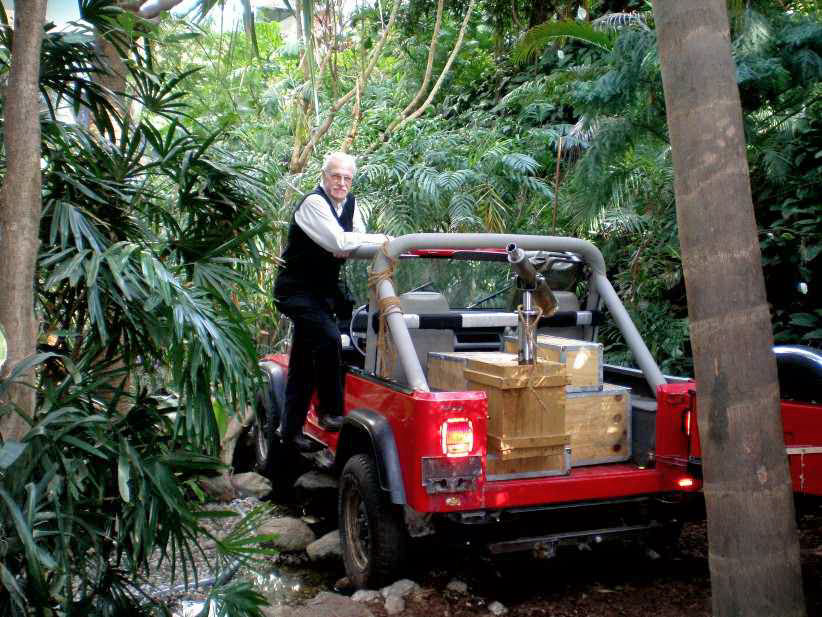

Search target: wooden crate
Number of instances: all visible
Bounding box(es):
[428,351,570,477]
[504,335,603,392]
[566,384,631,466]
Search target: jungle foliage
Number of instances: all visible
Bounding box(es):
[0,0,819,613]
[0,3,275,615]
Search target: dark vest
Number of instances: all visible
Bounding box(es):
[275,186,355,302]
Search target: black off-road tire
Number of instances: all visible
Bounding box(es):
[253,388,296,501]
[339,454,408,589]
[253,389,276,474]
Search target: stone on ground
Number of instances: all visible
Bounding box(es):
[294,470,338,491]
[384,594,405,615]
[446,579,468,594]
[302,592,374,617]
[220,408,253,467]
[198,475,236,501]
[381,578,420,599]
[306,530,342,561]
[489,600,508,615]
[231,472,272,498]
[352,590,382,603]
[257,516,316,552]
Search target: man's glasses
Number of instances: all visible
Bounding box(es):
[326,172,354,184]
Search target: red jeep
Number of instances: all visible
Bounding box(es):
[251,233,822,589]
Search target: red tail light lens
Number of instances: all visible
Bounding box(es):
[441,418,474,457]
[683,410,692,436]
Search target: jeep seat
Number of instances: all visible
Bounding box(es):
[390,291,454,384]
[537,290,583,340]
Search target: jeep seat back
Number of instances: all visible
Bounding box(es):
[390,291,454,385]
[537,290,583,340]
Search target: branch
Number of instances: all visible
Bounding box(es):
[400,0,444,119]
[395,0,476,130]
[342,81,361,153]
[292,0,402,170]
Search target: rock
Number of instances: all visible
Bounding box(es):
[260,606,293,617]
[381,578,420,599]
[294,470,338,491]
[294,592,374,617]
[307,530,342,561]
[446,579,468,594]
[384,595,405,615]
[352,590,382,603]
[489,601,508,616]
[257,516,316,552]
[198,474,236,501]
[220,408,253,467]
[231,472,272,499]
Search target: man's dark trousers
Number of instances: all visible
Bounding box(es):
[277,293,343,443]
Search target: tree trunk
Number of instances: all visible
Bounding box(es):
[652,2,806,616]
[0,0,48,442]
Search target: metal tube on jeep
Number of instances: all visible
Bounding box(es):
[506,244,559,318]
[593,273,666,392]
[366,234,666,395]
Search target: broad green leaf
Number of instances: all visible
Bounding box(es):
[0,441,26,469]
[118,443,132,503]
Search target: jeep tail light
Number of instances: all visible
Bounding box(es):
[683,410,692,437]
[442,418,473,457]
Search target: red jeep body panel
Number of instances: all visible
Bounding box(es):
[684,390,822,496]
[269,354,703,512]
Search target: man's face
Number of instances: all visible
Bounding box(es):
[322,159,355,203]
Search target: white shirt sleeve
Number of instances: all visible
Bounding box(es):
[294,194,387,254]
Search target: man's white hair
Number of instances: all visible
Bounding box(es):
[322,151,357,174]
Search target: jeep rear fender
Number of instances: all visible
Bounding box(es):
[336,409,406,505]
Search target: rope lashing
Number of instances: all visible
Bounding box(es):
[367,241,402,378]
[516,304,553,415]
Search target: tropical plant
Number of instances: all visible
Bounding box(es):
[0,3,277,614]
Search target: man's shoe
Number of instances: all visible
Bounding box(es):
[285,434,323,453]
[318,414,343,432]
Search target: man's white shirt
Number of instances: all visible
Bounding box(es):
[294,192,388,254]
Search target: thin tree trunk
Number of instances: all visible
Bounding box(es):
[291,0,401,172]
[652,2,806,616]
[0,0,48,442]
[341,82,362,152]
[394,0,476,131]
[381,0,444,139]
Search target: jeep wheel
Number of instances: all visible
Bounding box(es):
[339,454,408,589]
[253,389,275,473]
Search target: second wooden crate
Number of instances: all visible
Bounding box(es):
[566,384,631,466]
[504,335,603,392]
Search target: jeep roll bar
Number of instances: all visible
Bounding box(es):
[349,234,667,396]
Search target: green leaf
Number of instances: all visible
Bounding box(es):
[790,313,817,328]
[118,443,132,503]
[0,441,26,469]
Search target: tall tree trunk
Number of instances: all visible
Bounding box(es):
[0,0,48,442]
[652,2,806,616]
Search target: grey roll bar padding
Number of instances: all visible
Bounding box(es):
[355,233,666,395]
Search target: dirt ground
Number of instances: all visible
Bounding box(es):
[337,499,822,617]
[163,497,822,616]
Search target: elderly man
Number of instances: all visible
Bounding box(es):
[274,152,388,452]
